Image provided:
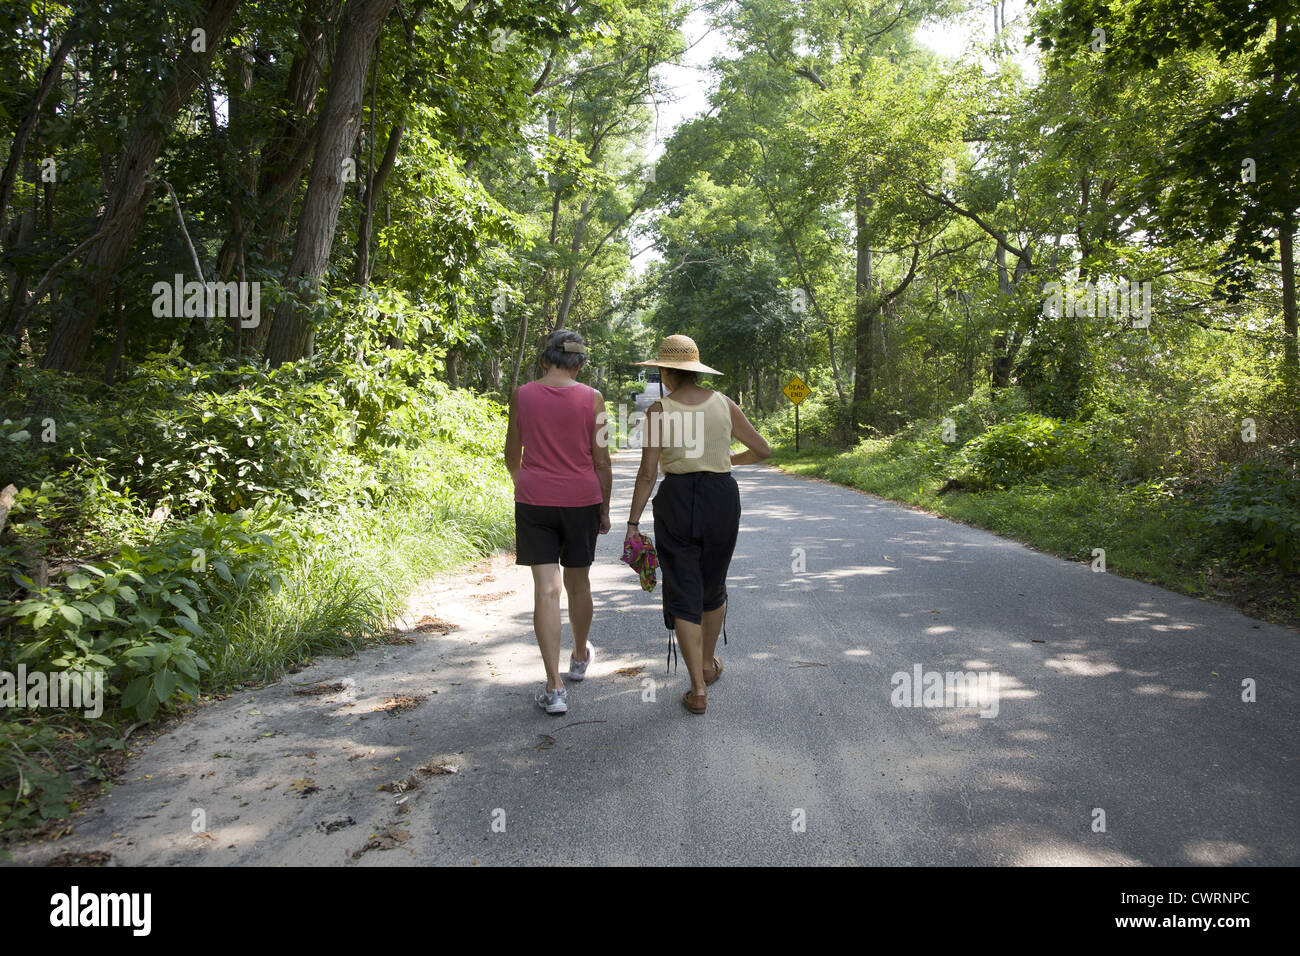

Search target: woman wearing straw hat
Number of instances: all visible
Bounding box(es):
[505,330,613,716]
[623,334,771,714]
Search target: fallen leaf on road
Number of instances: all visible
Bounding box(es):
[350,824,411,858]
[380,774,422,794]
[411,614,458,635]
[419,761,458,776]
[293,682,345,696]
[373,694,428,716]
[615,666,645,677]
[287,777,319,797]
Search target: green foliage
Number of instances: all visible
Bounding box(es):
[952,414,1093,487]
[0,717,121,834]
[0,354,513,831]
[759,376,855,448]
[1202,444,1300,570]
[2,511,286,720]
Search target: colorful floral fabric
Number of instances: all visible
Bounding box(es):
[621,532,659,592]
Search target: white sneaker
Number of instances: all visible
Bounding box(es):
[534,684,568,715]
[568,643,594,681]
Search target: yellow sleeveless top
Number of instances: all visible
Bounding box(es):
[657,391,732,474]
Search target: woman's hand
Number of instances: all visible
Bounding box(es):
[598,510,611,534]
[624,523,640,547]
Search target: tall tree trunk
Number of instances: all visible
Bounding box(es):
[1,189,37,338]
[445,348,459,388]
[850,183,874,430]
[35,0,240,374]
[1280,216,1298,404]
[264,0,398,367]
[509,313,530,393]
[0,13,80,244]
[223,2,339,355]
[553,199,590,330]
[991,243,1014,388]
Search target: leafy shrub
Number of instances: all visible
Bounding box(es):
[952,414,1093,487]
[1200,443,1300,570]
[941,384,1032,443]
[1,351,514,830]
[2,510,287,720]
[0,718,120,833]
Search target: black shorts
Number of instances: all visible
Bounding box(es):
[515,502,601,568]
[652,472,740,628]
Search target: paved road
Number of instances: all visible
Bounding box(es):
[18,458,1297,865]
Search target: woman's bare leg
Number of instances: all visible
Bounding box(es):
[563,566,593,662]
[532,564,564,690]
[701,603,726,672]
[675,619,707,696]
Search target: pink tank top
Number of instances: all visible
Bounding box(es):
[514,382,603,507]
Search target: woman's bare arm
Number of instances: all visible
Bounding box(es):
[591,387,613,533]
[725,395,772,465]
[504,389,523,478]
[625,402,662,536]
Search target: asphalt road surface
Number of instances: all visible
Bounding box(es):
[17,456,1297,866]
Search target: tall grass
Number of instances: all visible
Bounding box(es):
[201,445,513,685]
[1,359,517,835]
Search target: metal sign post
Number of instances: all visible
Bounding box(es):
[782,376,812,452]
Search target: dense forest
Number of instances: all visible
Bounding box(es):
[1,0,1296,833]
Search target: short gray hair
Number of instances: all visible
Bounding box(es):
[542,329,587,370]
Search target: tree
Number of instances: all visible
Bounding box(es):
[36,0,241,376]
[1029,0,1300,394]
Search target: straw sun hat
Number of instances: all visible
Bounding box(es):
[632,334,722,376]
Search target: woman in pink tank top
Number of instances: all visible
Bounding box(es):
[504,330,612,715]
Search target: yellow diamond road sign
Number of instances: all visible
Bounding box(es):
[783,376,811,406]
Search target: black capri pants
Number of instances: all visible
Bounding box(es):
[652,472,741,629]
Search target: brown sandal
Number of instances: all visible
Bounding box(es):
[703,657,723,686]
[681,691,707,714]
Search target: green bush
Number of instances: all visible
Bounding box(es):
[0,718,120,833]
[1,352,514,831]
[952,413,1092,487]
[1200,443,1300,570]
[2,510,287,721]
